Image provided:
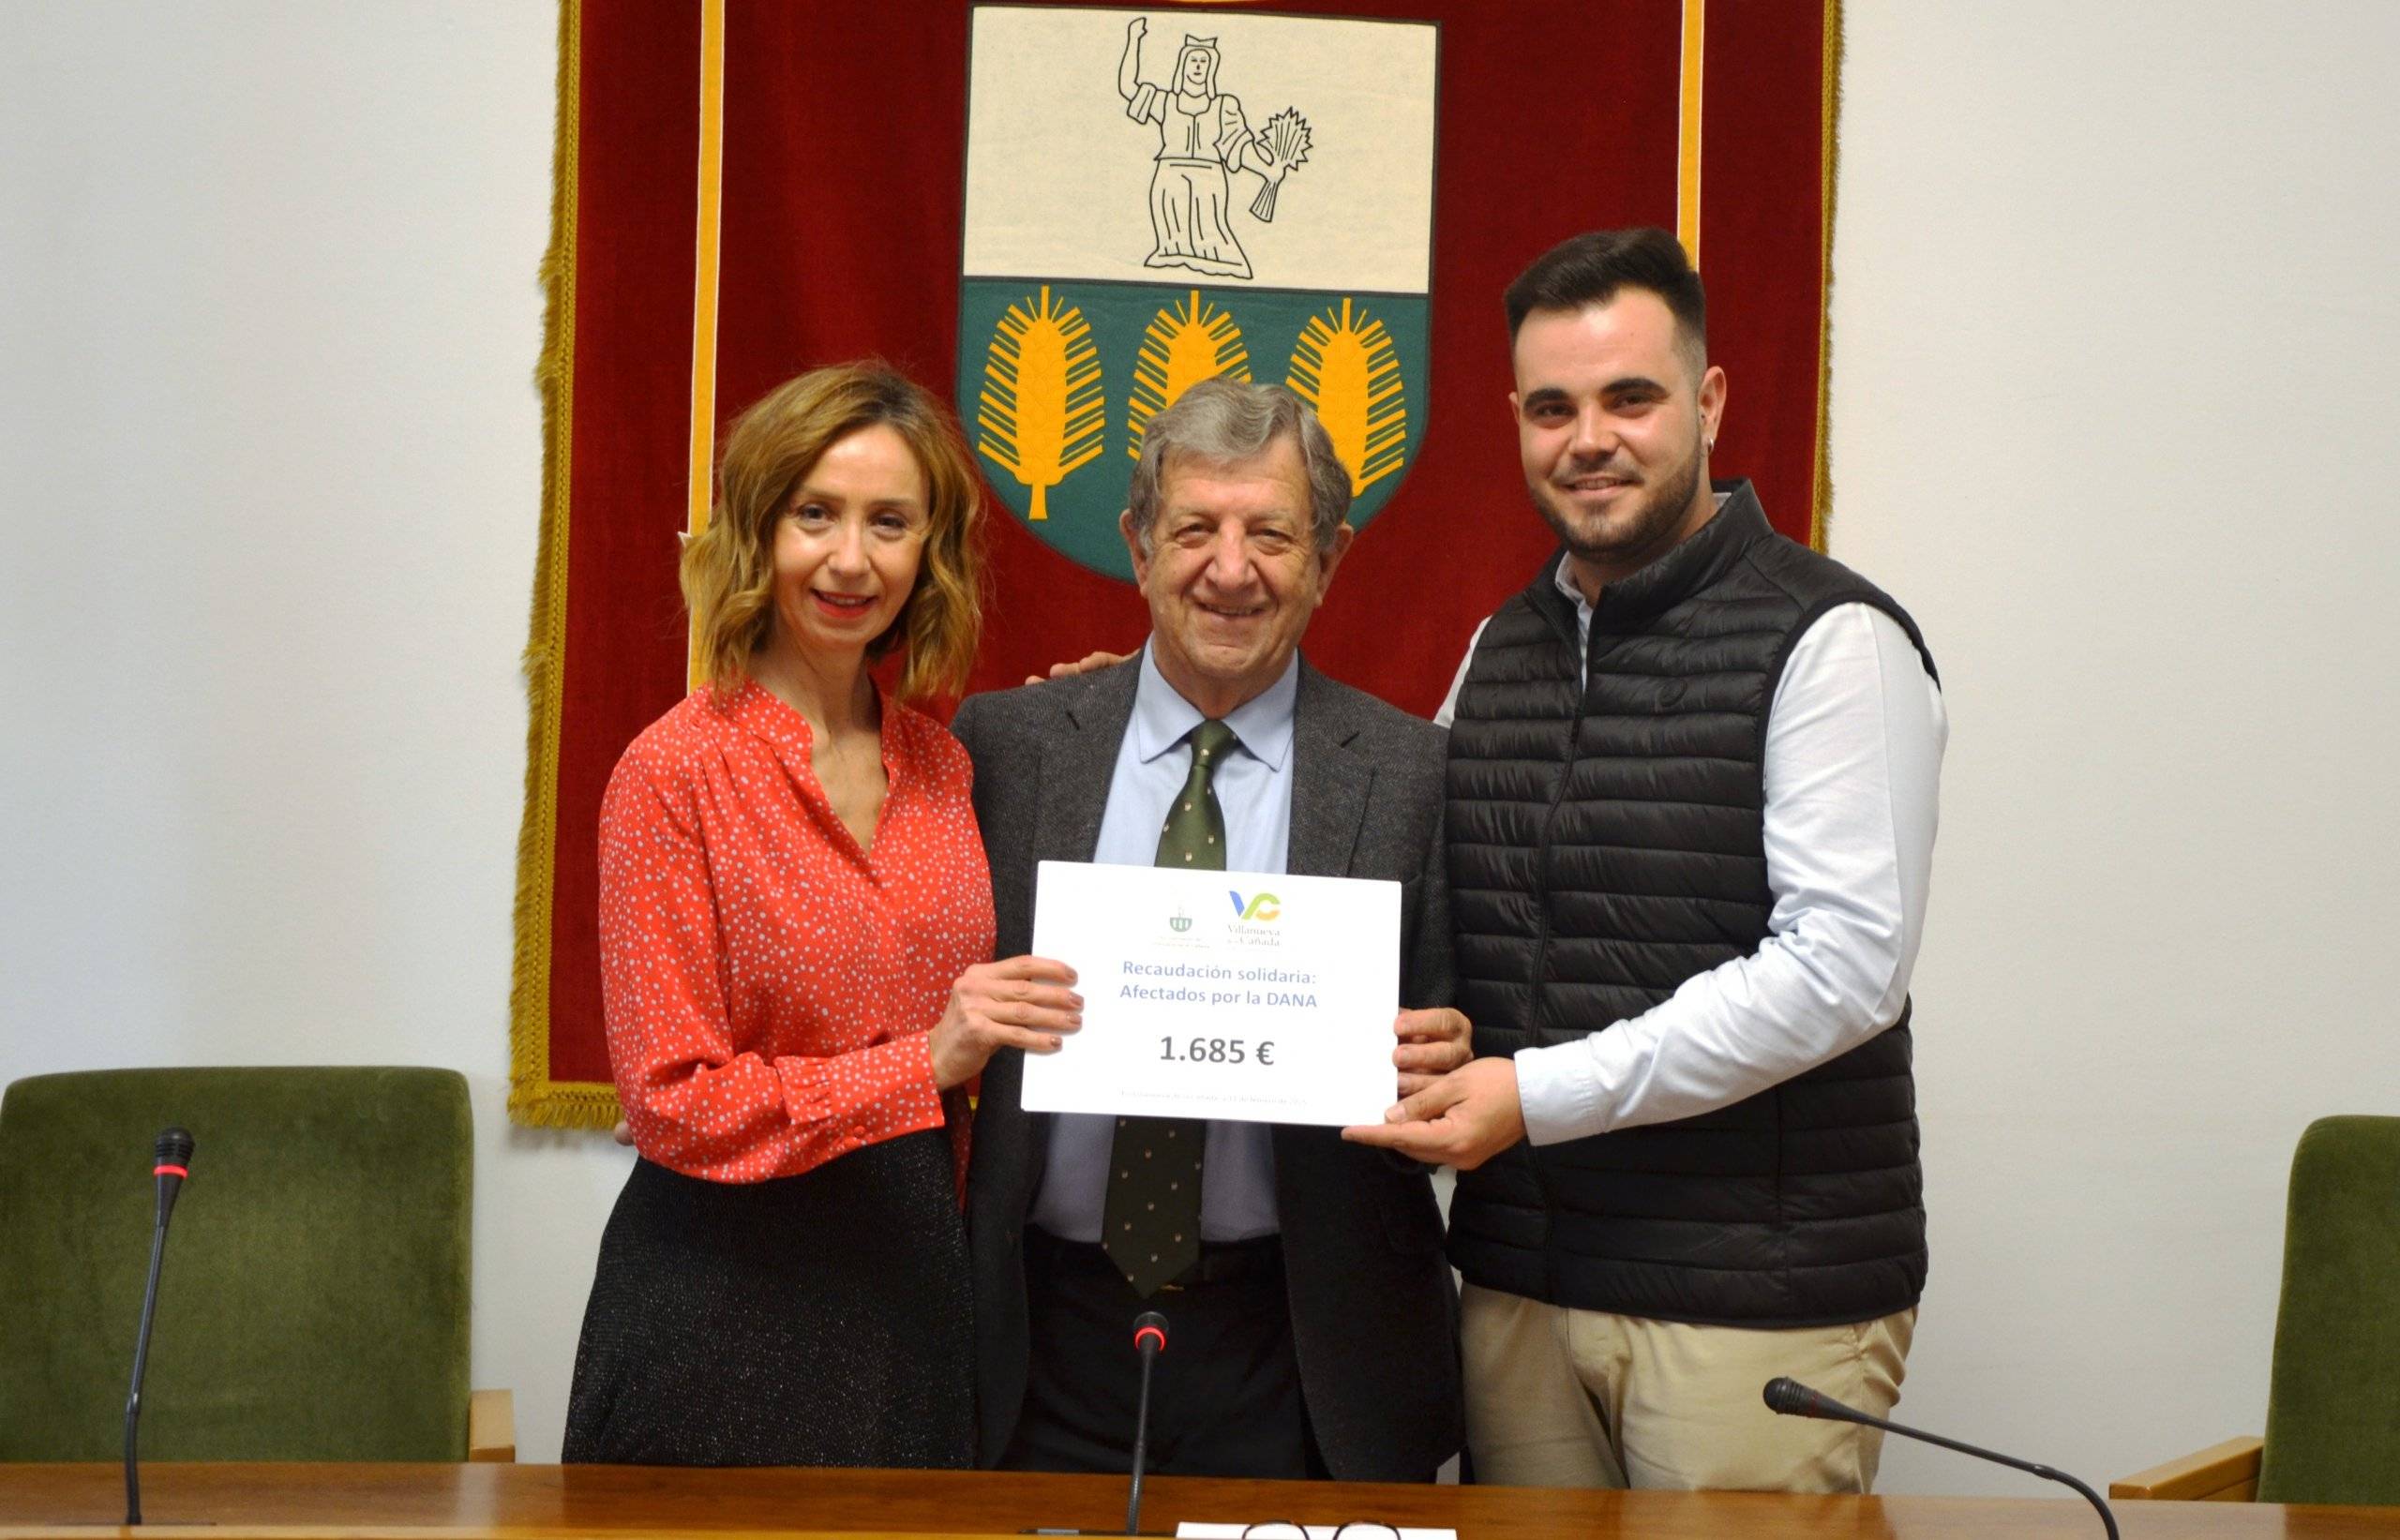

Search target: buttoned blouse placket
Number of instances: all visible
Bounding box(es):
[778,703,909,1127]
[792,694,977,1187]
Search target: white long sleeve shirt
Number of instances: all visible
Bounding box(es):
[1434,573,1947,1145]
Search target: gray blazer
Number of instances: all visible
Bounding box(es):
[950,655,1462,1482]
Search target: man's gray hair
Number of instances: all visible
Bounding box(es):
[1124,378,1354,555]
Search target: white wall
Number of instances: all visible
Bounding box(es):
[1832,0,2400,1497]
[0,1,634,1462]
[3,0,2393,1490]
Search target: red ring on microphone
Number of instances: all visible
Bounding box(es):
[154,1165,188,1179]
[1133,1325,1166,1353]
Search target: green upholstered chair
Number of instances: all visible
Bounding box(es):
[2113,1114,2400,1504]
[0,1067,512,1462]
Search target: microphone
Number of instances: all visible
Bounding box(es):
[125,1128,195,1527]
[1125,1310,1168,1537]
[1018,1311,1172,1538]
[1763,1378,2118,1540]
[152,1127,192,1223]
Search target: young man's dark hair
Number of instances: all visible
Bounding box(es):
[1503,227,1708,374]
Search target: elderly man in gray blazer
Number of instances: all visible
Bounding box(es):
[950,378,1465,1483]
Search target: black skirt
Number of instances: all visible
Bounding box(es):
[562,1131,973,1467]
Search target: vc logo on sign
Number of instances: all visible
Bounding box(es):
[1228,890,1282,922]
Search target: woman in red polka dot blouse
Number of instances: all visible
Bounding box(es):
[562,365,1080,1469]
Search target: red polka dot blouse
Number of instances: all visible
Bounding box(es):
[596,679,996,1189]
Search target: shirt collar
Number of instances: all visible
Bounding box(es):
[1551,548,1594,621]
[725,677,811,751]
[722,675,903,790]
[1130,642,1298,773]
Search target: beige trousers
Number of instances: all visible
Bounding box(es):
[1462,1283,1915,1492]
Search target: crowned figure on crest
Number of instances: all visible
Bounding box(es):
[1118,18,1296,280]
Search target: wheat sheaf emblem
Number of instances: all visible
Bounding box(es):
[1286,297,1407,495]
[977,285,1107,521]
[1126,290,1252,456]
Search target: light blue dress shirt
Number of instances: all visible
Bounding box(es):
[1027,642,1298,1244]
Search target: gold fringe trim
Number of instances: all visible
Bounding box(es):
[508,0,621,1131]
[1808,0,1843,554]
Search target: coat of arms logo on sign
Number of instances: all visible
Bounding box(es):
[959,7,1437,583]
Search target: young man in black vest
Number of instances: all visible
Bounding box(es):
[1345,228,1947,1492]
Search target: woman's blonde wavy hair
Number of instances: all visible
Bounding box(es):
[682,363,984,702]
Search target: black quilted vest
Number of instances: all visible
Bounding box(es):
[1445,483,1936,1327]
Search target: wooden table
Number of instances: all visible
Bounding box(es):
[0,1463,2390,1539]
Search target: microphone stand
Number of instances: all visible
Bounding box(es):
[1764,1378,2118,1540]
[1125,1311,1167,1537]
[1022,1310,1169,1538]
[125,1128,192,1527]
[124,1219,171,1525]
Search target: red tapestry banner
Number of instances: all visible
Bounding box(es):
[511,0,1841,1127]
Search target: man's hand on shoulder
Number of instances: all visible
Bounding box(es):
[1342,1056,1523,1170]
[1024,649,1130,685]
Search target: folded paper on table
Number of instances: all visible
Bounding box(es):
[1171,1516,1449,1525]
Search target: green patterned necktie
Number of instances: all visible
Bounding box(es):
[1102,719,1236,1295]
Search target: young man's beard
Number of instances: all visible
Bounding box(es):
[1531,429,1709,576]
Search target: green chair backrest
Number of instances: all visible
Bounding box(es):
[0,1068,472,1461]
[2257,1114,2400,1505]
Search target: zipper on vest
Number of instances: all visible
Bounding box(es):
[1518,667,1587,1263]
[1523,665,1587,1052]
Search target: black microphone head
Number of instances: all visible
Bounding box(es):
[154,1128,193,1169]
[1762,1377,1812,1415]
[1132,1310,1168,1353]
